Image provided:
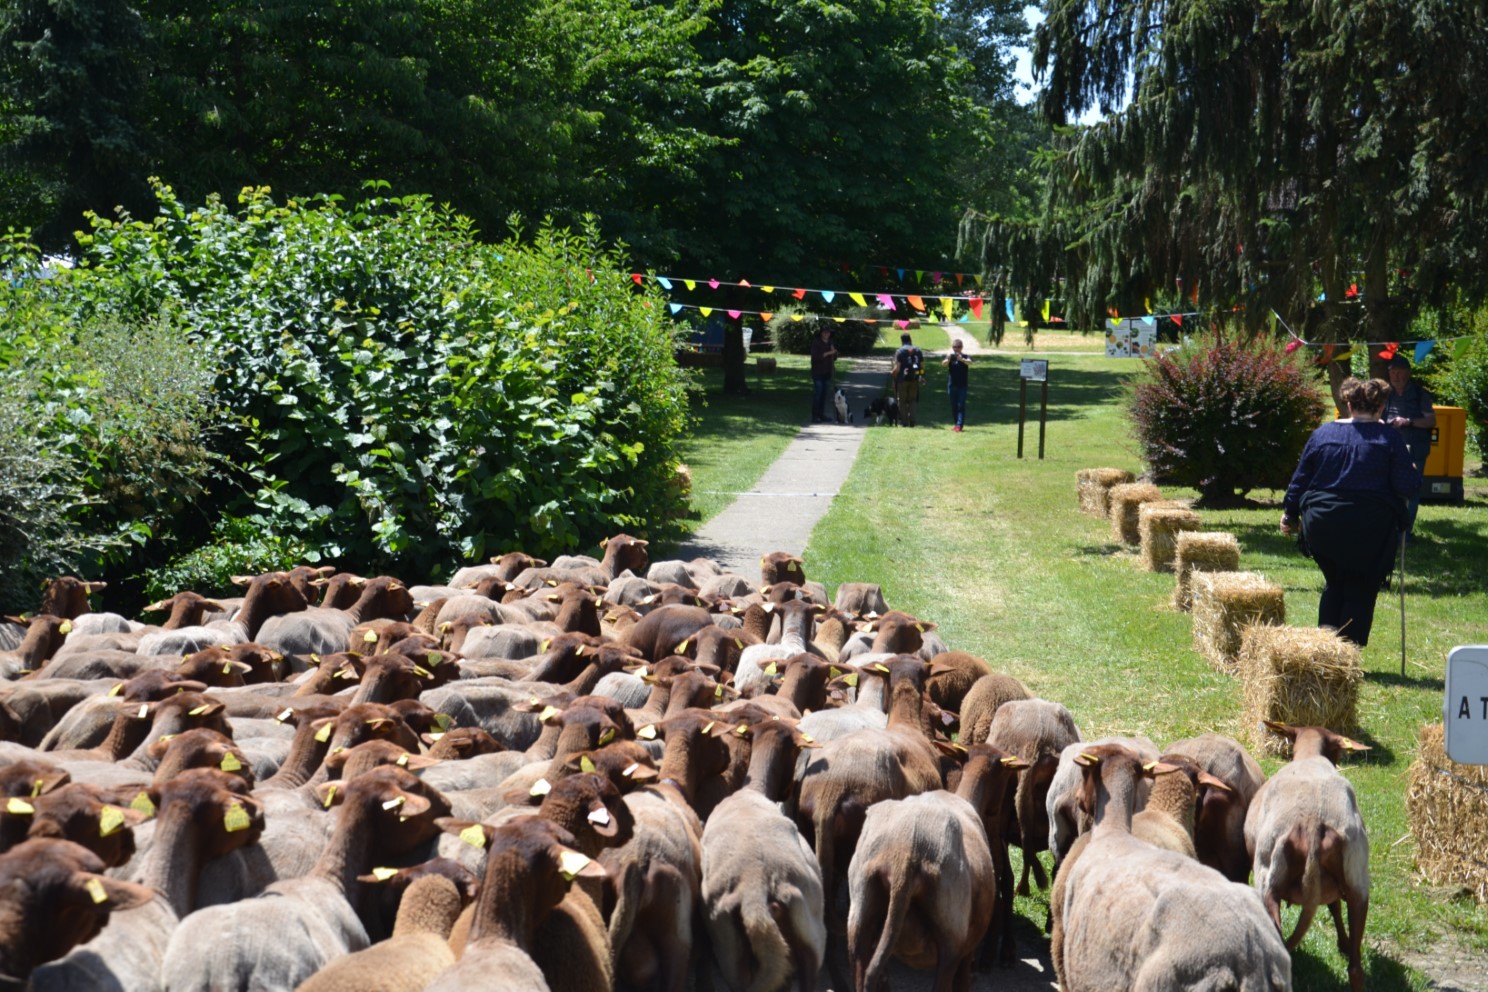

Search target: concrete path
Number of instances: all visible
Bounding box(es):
[674,326,987,574]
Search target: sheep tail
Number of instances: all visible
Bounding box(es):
[738,884,791,992]
[860,865,914,992]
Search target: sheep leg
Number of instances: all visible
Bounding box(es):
[1285,902,1319,950]
[1341,893,1368,992]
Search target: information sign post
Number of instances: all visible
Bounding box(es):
[1445,646,1488,764]
[1017,360,1049,459]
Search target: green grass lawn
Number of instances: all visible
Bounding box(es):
[676,345,1488,990]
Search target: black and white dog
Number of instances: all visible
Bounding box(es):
[863,395,899,426]
[833,388,853,425]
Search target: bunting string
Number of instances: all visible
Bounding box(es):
[1271,309,1475,365]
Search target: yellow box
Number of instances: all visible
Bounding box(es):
[1422,406,1465,502]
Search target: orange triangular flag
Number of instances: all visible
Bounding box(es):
[907,295,926,312]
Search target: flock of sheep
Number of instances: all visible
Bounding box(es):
[0,534,1371,991]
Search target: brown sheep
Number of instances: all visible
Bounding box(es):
[1166,731,1267,882]
[1245,722,1371,992]
[295,874,465,992]
[984,697,1081,895]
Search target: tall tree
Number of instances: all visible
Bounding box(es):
[972,0,1488,361]
[0,0,153,244]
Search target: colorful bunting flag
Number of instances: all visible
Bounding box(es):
[941,298,953,319]
[791,288,807,300]
[850,292,866,307]
[699,307,712,317]
[1004,299,1014,320]
[968,297,984,320]
[1041,300,1051,321]
[760,312,773,321]
[727,310,741,319]
[907,295,926,312]
[708,278,720,289]
[684,279,696,290]
[668,303,682,314]
[821,290,835,304]
[877,294,896,311]
[657,276,672,290]
[739,279,751,288]
[1415,341,1434,364]
[631,273,643,285]
[762,285,775,294]
[790,313,804,321]
[1171,315,1183,326]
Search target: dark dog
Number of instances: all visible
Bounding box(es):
[863,396,899,426]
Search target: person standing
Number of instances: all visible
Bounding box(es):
[891,332,924,427]
[1279,377,1415,647]
[1382,353,1435,540]
[809,325,838,423]
[941,338,971,431]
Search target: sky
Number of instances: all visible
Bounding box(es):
[1012,5,1044,105]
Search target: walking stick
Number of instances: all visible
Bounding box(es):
[1398,532,1407,677]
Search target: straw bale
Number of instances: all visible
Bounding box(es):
[1108,482,1164,544]
[1238,625,1361,757]
[1191,571,1285,672]
[1173,532,1242,610]
[1076,467,1135,517]
[1138,505,1202,572]
[1407,723,1488,902]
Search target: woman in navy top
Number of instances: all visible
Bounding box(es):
[1280,377,1415,646]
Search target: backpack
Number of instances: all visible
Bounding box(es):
[898,346,923,382]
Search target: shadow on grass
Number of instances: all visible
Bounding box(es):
[1342,728,1399,766]
[1293,942,1427,991]
[1365,670,1446,692]
[967,364,1133,426]
[1073,543,1127,557]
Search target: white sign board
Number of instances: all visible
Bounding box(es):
[1020,359,1048,382]
[1445,646,1488,764]
[1105,318,1158,358]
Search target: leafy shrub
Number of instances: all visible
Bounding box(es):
[1426,324,1488,460]
[54,183,694,576]
[1127,337,1326,503]
[770,307,885,355]
[142,515,312,601]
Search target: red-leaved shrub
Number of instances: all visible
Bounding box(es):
[1127,337,1326,503]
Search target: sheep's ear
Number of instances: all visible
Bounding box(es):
[436,817,494,850]
[1142,760,1180,777]
[1197,771,1232,793]
[1340,737,1371,752]
[1073,752,1101,768]
[585,798,618,838]
[553,844,607,882]
[141,598,172,613]
[1262,720,1296,738]
[229,575,254,587]
[620,761,658,783]
[999,755,1031,771]
[931,739,964,758]
[314,782,344,808]
[73,873,153,912]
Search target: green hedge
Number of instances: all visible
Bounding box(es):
[769,306,889,355]
[11,183,694,589]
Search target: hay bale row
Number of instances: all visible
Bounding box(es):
[1407,723,1488,902]
[1173,532,1242,610]
[1191,571,1285,671]
[1138,505,1202,572]
[1076,467,1135,517]
[1239,625,1361,757]
[1108,483,1165,544]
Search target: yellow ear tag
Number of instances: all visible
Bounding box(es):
[637,725,657,740]
[433,713,453,732]
[634,665,647,678]
[363,631,379,643]
[130,792,156,816]
[98,806,126,838]
[800,733,815,744]
[394,752,409,767]
[107,682,124,697]
[222,662,234,675]
[459,825,487,849]
[413,666,432,678]
[426,651,442,667]
[733,638,743,649]
[309,653,321,665]
[736,724,749,737]
[58,620,73,635]
[322,785,338,809]
[557,850,591,881]
[714,684,723,699]
[188,704,210,716]
[623,762,641,777]
[335,666,356,680]
[530,778,552,797]
[220,752,243,773]
[314,723,333,743]
[598,728,616,745]
[702,721,715,734]
[6,798,34,815]
[371,867,399,881]
[764,662,777,676]
[85,878,108,904]
[381,796,405,811]
[31,779,44,798]
[539,706,559,722]
[677,638,694,655]
[276,708,294,723]
[539,639,551,653]
[872,663,890,673]
[224,803,252,833]
[844,673,859,687]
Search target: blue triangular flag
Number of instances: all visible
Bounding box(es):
[1415,340,1434,364]
[1005,299,1015,320]
[668,303,682,314]
[657,276,672,291]
[1143,316,1155,326]
[821,290,835,304]
[896,268,905,281]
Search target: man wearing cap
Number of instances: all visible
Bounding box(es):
[809,325,838,424]
[1383,354,1435,539]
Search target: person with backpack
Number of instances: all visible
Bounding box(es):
[891,332,924,427]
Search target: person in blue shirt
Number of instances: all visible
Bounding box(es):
[1382,353,1435,540]
[941,338,971,431]
[1280,377,1416,647]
